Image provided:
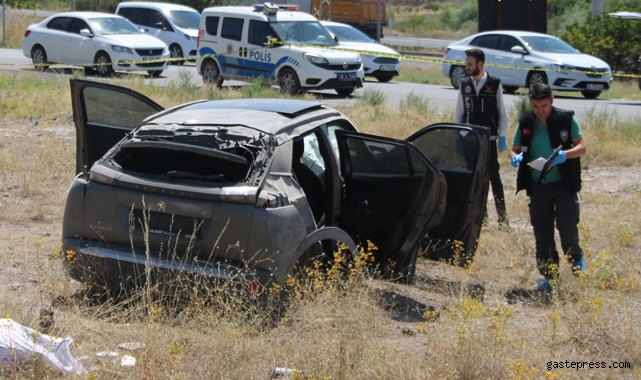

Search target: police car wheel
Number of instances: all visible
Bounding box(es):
[278,68,301,95]
[335,88,354,96]
[450,65,465,89]
[202,60,223,88]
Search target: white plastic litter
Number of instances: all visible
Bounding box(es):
[0,319,86,374]
[118,342,146,351]
[120,355,136,367]
[95,351,119,362]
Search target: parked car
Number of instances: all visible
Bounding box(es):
[320,20,401,83]
[442,30,613,99]
[22,12,169,77]
[115,2,200,64]
[196,3,364,96]
[63,79,490,291]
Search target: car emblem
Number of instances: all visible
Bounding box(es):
[343,62,348,69]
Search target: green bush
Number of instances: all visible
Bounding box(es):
[424,3,440,12]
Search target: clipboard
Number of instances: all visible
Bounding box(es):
[537,145,563,184]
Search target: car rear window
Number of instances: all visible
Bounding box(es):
[47,17,70,31]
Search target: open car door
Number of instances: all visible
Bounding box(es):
[70,79,164,175]
[406,123,490,265]
[335,130,447,283]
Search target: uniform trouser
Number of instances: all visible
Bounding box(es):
[488,140,507,224]
[529,180,584,279]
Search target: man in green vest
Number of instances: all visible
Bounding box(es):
[510,83,587,292]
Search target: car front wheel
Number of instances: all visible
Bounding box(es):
[278,68,301,95]
[335,88,354,97]
[526,70,548,88]
[581,90,601,99]
[95,52,113,77]
[169,44,184,65]
[201,59,223,87]
[450,65,466,89]
[148,70,163,77]
[375,75,394,83]
[31,46,49,71]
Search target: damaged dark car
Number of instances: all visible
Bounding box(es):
[62,79,490,291]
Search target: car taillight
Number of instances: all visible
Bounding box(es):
[197,29,203,49]
[445,48,451,55]
[24,30,31,38]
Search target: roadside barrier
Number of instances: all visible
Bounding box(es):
[5,39,640,79]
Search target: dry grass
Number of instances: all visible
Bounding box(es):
[0,70,640,379]
[1,12,47,49]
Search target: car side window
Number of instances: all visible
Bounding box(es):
[470,35,499,50]
[82,87,160,130]
[148,10,173,31]
[47,17,70,31]
[221,17,244,41]
[411,129,478,172]
[120,7,148,25]
[70,18,90,35]
[345,137,410,175]
[248,20,273,46]
[498,35,522,52]
[205,16,219,36]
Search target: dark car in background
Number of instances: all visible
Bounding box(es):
[62,79,490,291]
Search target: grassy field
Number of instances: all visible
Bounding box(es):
[0,70,640,379]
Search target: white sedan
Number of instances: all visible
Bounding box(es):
[320,21,401,83]
[22,12,170,77]
[442,30,612,99]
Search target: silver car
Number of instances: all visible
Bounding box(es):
[62,79,491,291]
[443,30,613,99]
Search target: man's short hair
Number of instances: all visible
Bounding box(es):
[464,48,485,64]
[529,83,553,100]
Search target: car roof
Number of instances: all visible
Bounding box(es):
[117,1,198,12]
[44,11,122,19]
[202,6,316,21]
[469,30,560,39]
[144,99,345,140]
[320,20,351,28]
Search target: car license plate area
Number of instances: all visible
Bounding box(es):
[142,57,159,61]
[380,65,395,71]
[586,84,604,91]
[337,73,357,81]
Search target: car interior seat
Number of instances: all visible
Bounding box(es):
[292,140,325,224]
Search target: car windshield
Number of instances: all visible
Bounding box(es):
[520,36,578,54]
[271,21,335,46]
[167,10,200,29]
[325,25,372,43]
[90,17,142,35]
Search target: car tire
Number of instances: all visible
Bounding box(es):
[148,70,163,77]
[450,65,466,89]
[169,44,184,65]
[201,59,223,88]
[503,85,518,94]
[581,90,601,99]
[31,45,49,71]
[335,88,354,97]
[83,66,94,75]
[94,52,113,77]
[375,75,394,83]
[526,70,548,88]
[278,68,301,95]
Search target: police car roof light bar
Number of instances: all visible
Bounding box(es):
[253,3,299,13]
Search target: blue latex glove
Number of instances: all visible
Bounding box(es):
[498,136,508,152]
[511,153,523,168]
[551,150,567,166]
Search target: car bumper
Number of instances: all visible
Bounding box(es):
[547,72,613,92]
[298,67,365,90]
[62,237,274,289]
[111,52,170,72]
[362,58,401,76]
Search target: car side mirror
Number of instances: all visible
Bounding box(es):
[333,35,339,43]
[139,27,149,33]
[155,22,166,30]
[511,45,526,54]
[80,28,93,37]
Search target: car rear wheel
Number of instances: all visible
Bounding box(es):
[450,65,466,89]
[526,70,548,88]
[31,46,48,71]
[503,85,518,94]
[148,70,163,77]
[278,68,301,95]
[95,52,113,77]
[335,88,354,97]
[581,90,601,99]
[201,59,223,88]
[375,75,394,83]
[169,44,184,65]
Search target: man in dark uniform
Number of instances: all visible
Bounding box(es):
[454,48,509,228]
[510,83,587,292]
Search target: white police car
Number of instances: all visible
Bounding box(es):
[196,3,364,96]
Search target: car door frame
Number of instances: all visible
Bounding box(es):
[70,79,164,175]
[218,15,247,79]
[406,123,490,264]
[335,130,447,282]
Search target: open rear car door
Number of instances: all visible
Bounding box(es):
[407,123,490,265]
[335,130,447,283]
[70,79,164,175]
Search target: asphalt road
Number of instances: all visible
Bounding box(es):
[3,47,641,121]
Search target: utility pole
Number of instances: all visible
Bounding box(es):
[592,0,604,16]
[387,0,392,38]
[71,0,74,11]
[2,0,5,45]
[376,0,381,42]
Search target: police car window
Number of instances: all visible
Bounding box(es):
[205,16,219,36]
[248,20,274,46]
[270,21,334,46]
[411,128,478,172]
[47,17,70,31]
[221,17,244,41]
[70,18,90,34]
